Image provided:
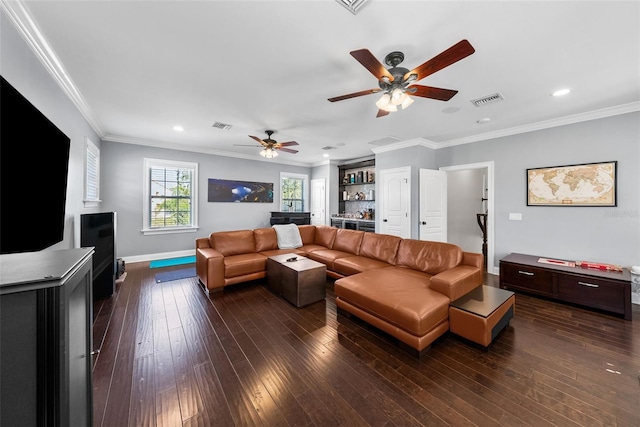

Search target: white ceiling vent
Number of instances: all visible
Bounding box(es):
[470,92,505,107]
[335,0,371,15]
[211,121,232,130]
[322,146,337,150]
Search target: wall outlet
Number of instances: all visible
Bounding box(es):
[509,213,522,221]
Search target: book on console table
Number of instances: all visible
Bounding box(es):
[576,261,623,272]
[537,257,623,272]
[538,257,575,267]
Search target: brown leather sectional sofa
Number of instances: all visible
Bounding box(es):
[196,225,483,356]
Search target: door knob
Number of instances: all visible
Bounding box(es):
[383,219,388,222]
[421,221,426,225]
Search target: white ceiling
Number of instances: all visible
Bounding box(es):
[8,0,640,166]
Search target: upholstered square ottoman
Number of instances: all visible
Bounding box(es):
[449,285,515,347]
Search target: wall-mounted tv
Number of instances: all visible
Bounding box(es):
[1,75,71,254]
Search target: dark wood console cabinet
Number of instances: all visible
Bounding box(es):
[500,253,632,320]
[0,248,94,426]
[270,211,311,225]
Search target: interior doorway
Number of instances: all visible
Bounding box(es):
[440,161,495,274]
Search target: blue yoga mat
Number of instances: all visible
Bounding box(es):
[150,255,195,269]
[155,267,196,283]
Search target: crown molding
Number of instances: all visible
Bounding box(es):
[437,101,640,149]
[102,134,313,167]
[370,137,438,154]
[369,102,640,154]
[2,0,105,136]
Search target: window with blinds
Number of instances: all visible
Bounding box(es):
[142,158,198,235]
[84,138,100,207]
[280,172,308,212]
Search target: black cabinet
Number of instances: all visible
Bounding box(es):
[270,211,311,225]
[81,212,117,299]
[0,248,94,426]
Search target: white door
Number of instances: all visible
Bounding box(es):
[379,167,410,238]
[310,178,326,226]
[419,168,447,242]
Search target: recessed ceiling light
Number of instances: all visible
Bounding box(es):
[173,125,184,132]
[477,118,491,124]
[323,153,330,158]
[551,88,571,97]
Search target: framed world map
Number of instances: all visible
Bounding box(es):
[527,161,617,206]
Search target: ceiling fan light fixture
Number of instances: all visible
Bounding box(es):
[383,102,398,113]
[401,95,414,109]
[390,87,407,106]
[260,148,278,158]
[375,93,391,110]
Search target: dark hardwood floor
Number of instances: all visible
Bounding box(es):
[92,262,640,427]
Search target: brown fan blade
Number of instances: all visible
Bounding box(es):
[403,39,475,82]
[328,88,381,102]
[376,109,390,118]
[277,141,299,147]
[249,135,269,147]
[278,147,298,154]
[350,49,394,81]
[408,85,459,101]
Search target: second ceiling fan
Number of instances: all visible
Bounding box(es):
[236,130,299,158]
[328,39,475,117]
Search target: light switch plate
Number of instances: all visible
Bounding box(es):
[509,213,522,221]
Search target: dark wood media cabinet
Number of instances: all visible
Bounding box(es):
[500,253,632,320]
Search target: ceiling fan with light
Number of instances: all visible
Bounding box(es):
[328,39,475,117]
[234,130,299,158]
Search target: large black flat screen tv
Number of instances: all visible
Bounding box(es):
[1,75,71,254]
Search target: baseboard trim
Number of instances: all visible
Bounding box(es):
[121,249,195,265]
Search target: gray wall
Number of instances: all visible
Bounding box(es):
[1,11,103,250]
[100,141,311,258]
[436,112,640,268]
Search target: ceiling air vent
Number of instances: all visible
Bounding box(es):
[470,92,504,107]
[211,121,232,130]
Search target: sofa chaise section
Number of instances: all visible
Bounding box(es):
[334,239,483,356]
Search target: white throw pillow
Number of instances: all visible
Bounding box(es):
[272,223,303,249]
